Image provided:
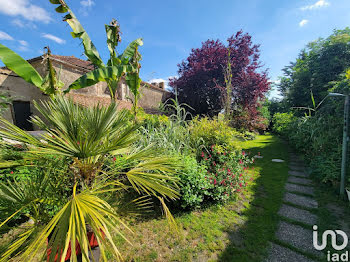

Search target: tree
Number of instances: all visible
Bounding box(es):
[169,31,270,120]
[278,28,350,109]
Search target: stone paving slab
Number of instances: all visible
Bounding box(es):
[278,204,317,225]
[284,192,318,209]
[285,183,314,196]
[288,170,309,178]
[289,156,302,161]
[289,155,303,161]
[265,242,316,262]
[289,161,306,167]
[289,165,306,172]
[288,176,312,185]
[272,159,285,163]
[276,221,321,256]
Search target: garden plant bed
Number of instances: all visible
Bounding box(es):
[104,135,290,261]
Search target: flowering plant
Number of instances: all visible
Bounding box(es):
[200,144,253,201]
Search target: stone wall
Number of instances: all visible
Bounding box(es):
[0,55,170,130]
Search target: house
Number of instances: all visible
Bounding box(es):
[0,54,170,130]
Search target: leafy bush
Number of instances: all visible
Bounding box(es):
[272,111,344,186]
[175,155,210,209]
[272,112,296,137]
[200,144,253,202]
[188,117,246,156]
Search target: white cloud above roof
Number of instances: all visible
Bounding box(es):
[0,0,52,23]
[149,78,174,91]
[41,33,66,44]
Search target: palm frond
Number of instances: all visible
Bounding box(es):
[20,184,130,262]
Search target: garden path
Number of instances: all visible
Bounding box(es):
[266,152,322,262]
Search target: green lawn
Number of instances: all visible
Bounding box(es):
[112,134,290,261]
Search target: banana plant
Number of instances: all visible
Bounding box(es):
[50,0,144,105]
[0,45,64,98]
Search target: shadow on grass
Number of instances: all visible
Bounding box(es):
[217,135,290,262]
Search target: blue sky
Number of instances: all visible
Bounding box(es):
[0,0,350,98]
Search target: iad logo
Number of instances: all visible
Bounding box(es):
[313,225,349,261]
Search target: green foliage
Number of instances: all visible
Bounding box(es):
[137,121,191,155]
[274,28,350,188]
[0,92,11,115]
[0,96,181,261]
[272,112,344,185]
[278,28,350,109]
[272,112,296,136]
[175,155,210,209]
[0,45,63,97]
[200,145,253,202]
[49,0,144,103]
[0,44,43,87]
[188,117,245,156]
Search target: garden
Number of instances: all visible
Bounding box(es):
[1,1,350,262]
[0,1,274,261]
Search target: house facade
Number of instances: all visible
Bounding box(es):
[0,55,170,130]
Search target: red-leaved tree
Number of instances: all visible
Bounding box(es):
[170,31,270,127]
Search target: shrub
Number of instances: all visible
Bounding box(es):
[176,155,210,209]
[272,112,345,186]
[272,112,296,136]
[188,117,245,156]
[200,144,253,202]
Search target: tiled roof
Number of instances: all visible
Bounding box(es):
[5,54,169,93]
[50,55,95,71]
[27,54,95,71]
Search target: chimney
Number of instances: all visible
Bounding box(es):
[158,82,165,89]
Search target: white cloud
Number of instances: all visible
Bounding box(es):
[18,40,28,46]
[80,0,95,16]
[149,77,175,91]
[80,0,95,7]
[301,0,330,11]
[11,18,37,29]
[16,40,29,52]
[0,31,14,40]
[18,45,29,52]
[0,0,52,23]
[41,33,66,44]
[299,19,309,27]
[11,19,25,27]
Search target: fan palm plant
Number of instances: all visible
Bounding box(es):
[0,96,181,262]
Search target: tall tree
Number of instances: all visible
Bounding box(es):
[169,31,270,118]
[278,28,350,109]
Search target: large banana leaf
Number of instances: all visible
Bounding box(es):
[64,65,128,94]
[119,38,143,63]
[0,44,43,87]
[49,0,104,68]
